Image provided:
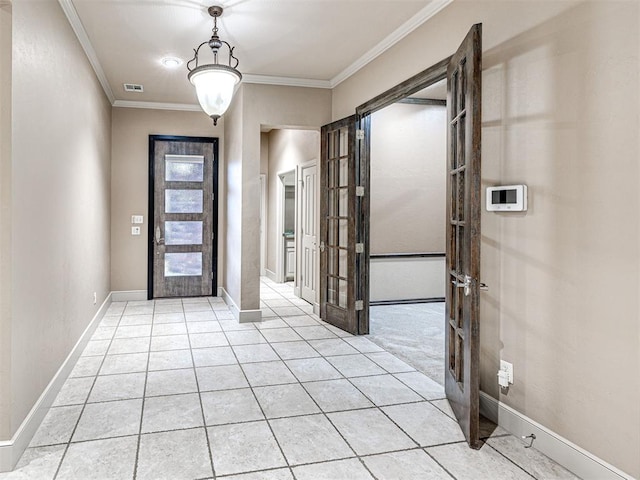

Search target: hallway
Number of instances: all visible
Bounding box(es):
[1,278,578,479]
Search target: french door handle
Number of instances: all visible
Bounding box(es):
[319,241,325,252]
[452,275,472,296]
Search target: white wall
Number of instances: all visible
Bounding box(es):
[7,0,112,440]
[369,102,447,303]
[0,0,12,442]
[333,1,640,476]
[265,129,320,276]
[370,103,446,254]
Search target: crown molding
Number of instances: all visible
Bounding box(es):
[59,0,453,111]
[242,74,331,89]
[330,0,454,87]
[58,0,115,104]
[112,100,201,112]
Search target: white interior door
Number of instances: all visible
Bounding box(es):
[300,163,318,304]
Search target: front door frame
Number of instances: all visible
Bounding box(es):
[147,135,219,299]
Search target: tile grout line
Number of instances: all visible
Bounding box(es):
[131,299,156,480]
[51,307,127,480]
[25,285,537,480]
[422,447,459,479]
[262,319,382,479]
[183,300,218,480]
[263,283,454,479]
[484,440,539,480]
[220,325,295,479]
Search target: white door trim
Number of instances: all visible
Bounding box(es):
[259,174,267,277]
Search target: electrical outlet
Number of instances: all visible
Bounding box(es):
[93,292,97,305]
[500,360,514,383]
[131,226,141,236]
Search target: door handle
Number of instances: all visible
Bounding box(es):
[452,275,472,296]
[319,241,325,252]
[155,225,164,246]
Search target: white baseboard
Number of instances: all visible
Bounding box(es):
[0,294,112,473]
[479,392,635,480]
[264,269,277,282]
[219,287,262,323]
[111,290,147,302]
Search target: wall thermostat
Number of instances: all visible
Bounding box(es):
[486,185,527,212]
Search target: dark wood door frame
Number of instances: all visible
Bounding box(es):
[354,27,482,449]
[148,135,219,300]
[319,115,359,334]
[353,55,452,334]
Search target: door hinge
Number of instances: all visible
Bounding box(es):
[355,300,364,311]
[355,243,364,254]
[356,129,365,140]
[356,186,365,197]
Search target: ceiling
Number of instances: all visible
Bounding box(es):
[62,0,453,108]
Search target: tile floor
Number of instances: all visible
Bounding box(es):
[0,278,580,479]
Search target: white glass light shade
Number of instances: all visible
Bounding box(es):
[189,66,241,120]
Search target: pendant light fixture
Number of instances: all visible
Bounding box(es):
[187,5,242,126]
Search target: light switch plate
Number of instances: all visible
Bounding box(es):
[131,215,144,224]
[131,226,141,236]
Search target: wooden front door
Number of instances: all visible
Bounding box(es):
[149,136,218,298]
[444,23,483,448]
[319,115,360,334]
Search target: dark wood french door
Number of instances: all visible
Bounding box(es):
[319,115,364,334]
[444,24,483,448]
[148,136,218,298]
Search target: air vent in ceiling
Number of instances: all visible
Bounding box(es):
[123,83,144,92]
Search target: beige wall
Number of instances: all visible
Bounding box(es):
[223,86,244,307]
[265,129,320,274]
[0,1,12,441]
[224,84,331,312]
[8,0,112,436]
[110,108,223,292]
[260,132,269,175]
[370,103,446,254]
[333,1,640,476]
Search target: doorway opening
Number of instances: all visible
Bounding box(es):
[278,170,296,283]
[259,128,320,311]
[367,79,448,385]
